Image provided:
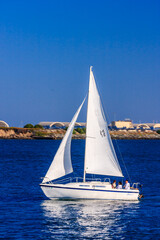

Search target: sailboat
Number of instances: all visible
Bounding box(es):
[40,67,140,200]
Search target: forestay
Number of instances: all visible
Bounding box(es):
[43,98,85,183]
[84,67,123,177]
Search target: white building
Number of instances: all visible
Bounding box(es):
[0,120,9,128]
[39,122,86,129]
[111,120,160,130]
[111,119,133,129]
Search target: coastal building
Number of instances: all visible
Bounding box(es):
[38,122,86,129]
[111,119,133,130]
[39,120,160,131]
[0,120,9,128]
[110,120,160,130]
[133,123,160,130]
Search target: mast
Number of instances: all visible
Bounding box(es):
[83,66,92,182]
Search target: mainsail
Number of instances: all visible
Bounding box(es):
[84,67,123,178]
[43,98,85,183]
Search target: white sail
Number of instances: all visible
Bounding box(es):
[43,98,85,183]
[84,67,123,178]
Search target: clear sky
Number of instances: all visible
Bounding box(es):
[0,0,160,127]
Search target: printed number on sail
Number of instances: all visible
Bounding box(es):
[100,129,106,137]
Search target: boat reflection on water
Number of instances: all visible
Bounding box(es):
[41,200,140,239]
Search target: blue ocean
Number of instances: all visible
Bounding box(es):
[0,139,160,239]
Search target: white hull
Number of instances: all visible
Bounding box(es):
[40,182,139,201]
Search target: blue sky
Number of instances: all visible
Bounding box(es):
[0,0,160,127]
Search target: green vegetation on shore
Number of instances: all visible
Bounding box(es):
[24,124,43,129]
[75,127,86,134]
[65,127,86,134]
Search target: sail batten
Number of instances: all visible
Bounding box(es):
[42,98,86,183]
[84,67,123,178]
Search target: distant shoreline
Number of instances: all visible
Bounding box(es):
[0,127,160,140]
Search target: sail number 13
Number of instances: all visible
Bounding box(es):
[100,129,106,137]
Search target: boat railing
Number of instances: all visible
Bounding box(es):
[104,178,111,183]
[49,177,111,184]
[40,177,53,183]
[131,182,141,189]
[51,177,73,184]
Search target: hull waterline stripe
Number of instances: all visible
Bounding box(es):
[40,184,139,194]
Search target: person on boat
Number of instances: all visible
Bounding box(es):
[112,180,116,188]
[124,180,130,190]
[116,181,122,189]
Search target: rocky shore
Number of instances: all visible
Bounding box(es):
[0,127,160,140]
[109,130,160,139]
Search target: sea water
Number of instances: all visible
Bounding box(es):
[0,139,160,239]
